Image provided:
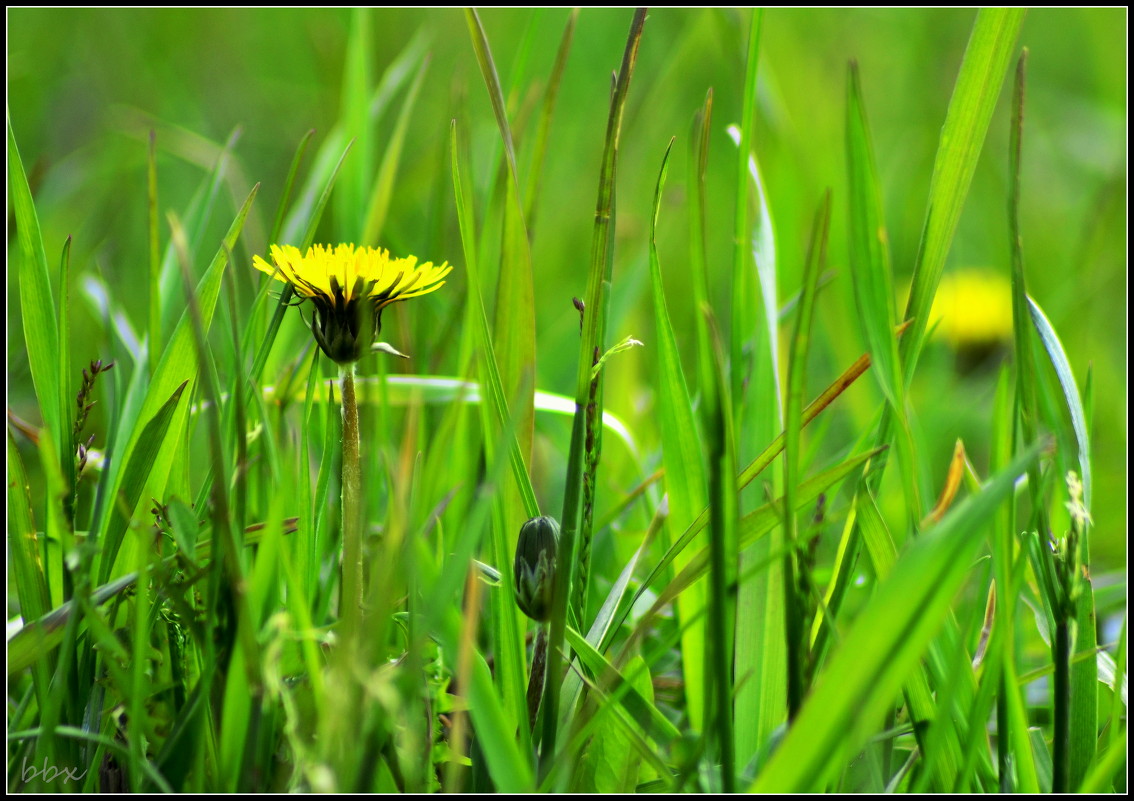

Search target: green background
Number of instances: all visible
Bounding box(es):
[8,7,1126,571]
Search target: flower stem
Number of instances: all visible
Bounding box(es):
[526,625,549,734]
[340,364,363,635]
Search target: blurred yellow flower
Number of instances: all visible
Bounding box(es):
[926,268,1012,346]
[253,243,451,364]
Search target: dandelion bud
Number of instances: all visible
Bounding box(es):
[514,516,559,622]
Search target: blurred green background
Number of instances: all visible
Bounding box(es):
[8,8,1125,570]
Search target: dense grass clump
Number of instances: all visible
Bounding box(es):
[7,8,1126,793]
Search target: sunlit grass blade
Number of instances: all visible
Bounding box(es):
[752,440,1046,791]
[1028,295,1098,790]
[729,8,764,415]
[648,138,710,734]
[724,114,784,764]
[900,8,1026,377]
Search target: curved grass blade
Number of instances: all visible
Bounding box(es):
[9,112,62,454]
[900,8,1026,377]
[96,380,188,584]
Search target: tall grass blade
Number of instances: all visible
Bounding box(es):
[9,112,62,455]
[647,138,710,734]
[725,118,785,764]
[782,195,829,721]
[336,8,374,239]
[900,8,1026,377]
[523,9,578,231]
[542,7,647,771]
[450,118,536,758]
[702,308,738,791]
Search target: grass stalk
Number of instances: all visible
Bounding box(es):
[703,309,737,791]
[539,8,647,775]
[1052,619,1072,792]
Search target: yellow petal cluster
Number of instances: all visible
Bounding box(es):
[252,243,451,307]
[252,243,451,364]
[927,268,1012,345]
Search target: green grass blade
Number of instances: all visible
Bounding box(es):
[268,129,314,247]
[1027,294,1098,790]
[465,9,537,582]
[729,8,764,415]
[782,195,829,720]
[7,431,55,712]
[541,9,647,770]
[1078,727,1126,794]
[1026,297,1092,507]
[702,308,739,791]
[900,8,1026,377]
[96,380,188,584]
[436,606,535,791]
[565,625,681,746]
[156,129,241,343]
[648,138,710,733]
[845,62,901,408]
[7,431,53,623]
[147,129,161,375]
[6,572,136,676]
[9,111,61,449]
[523,9,578,231]
[618,448,882,671]
[724,117,784,764]
[450,118,536,759]
[336,8,374,239]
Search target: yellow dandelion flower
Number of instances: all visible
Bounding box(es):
[926,268,1013,347]
[252,243,452,364]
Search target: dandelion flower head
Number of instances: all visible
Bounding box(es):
[253,243,451,364]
